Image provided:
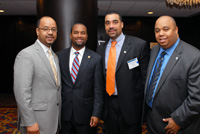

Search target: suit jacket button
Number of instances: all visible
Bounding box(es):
[57,103,59,106]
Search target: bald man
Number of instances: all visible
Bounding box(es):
[143,16,200,134]
[14,16,61,134]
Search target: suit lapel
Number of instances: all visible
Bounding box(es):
[154,42,183,97]
[63,48,74,85]
[116,35,131,71]
[144,45,160,94]
[101,43,107,76]
[34,42,57,86]
[74,48,91,85]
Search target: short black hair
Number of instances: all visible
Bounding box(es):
[105,11,123,22]
[71,23,87,33]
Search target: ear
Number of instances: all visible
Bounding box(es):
[176,26,178,34]
[86,34,88,41]
[121,22,124,29]
[70,33,72,40]
[36,28,39,36]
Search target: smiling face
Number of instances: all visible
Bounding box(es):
[105,13,124,40]
[70,24,88,51]
[36,17,57,48]
[154,16,179,49]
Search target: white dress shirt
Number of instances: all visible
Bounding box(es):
[37,39,57,70]
[69,46,85,72]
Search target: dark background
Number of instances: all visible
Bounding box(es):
[1,14,200,93]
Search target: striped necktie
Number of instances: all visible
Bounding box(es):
[48,49,58,86]
[71,52,80,84]
[146,51,166,106]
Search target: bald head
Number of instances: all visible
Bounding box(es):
[156,16,177,29]
[154,16,179,49]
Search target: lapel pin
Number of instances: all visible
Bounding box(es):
[124,51,126,53]
[88,56,91,58]
[176,57,179,60]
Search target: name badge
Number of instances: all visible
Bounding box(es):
[127,58,139,70]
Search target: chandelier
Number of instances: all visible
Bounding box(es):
[166,0,200,6]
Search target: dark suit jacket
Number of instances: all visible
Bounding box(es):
[57,47,105,124]
[96,35,150,125]
[144,40,200,134]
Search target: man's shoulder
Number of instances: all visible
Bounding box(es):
[56,47,70,56]
[181,40,200,57]
[125,35,146,43]
[17,42,37,55]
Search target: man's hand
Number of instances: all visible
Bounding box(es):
[27,123,40,134]
[163,118,180,134]
[90,116,99,127]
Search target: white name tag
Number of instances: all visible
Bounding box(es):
[127,58,139,70]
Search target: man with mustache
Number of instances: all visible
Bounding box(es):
[57,23,104,134]
[144,15,200,134]
[96,12,150,134]
[14,16,61,134]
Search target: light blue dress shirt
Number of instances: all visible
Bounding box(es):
[147,38,180,107]
[105,33,125,95]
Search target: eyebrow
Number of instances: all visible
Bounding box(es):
[155,26,169,29]
[105,19,118,22]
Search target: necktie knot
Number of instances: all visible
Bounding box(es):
[48,49,52,55]
[161,51,166,58]
[111,41,117,47]
[75,52,79,56]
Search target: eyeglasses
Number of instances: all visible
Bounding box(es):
[38,27,58,33]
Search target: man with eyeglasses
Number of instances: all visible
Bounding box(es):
[14,16,61,134]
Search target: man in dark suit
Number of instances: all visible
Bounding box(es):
[96,12,149,134]
[144,16,200,134]
[57,23,104,134]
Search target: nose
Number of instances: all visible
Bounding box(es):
[159,30,164,36]
[47,29,53,34]
[110,23,114,28]
[77,33,82,37]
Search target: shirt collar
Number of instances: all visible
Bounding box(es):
[108,33,125,46]
[37,39,52,53]
[159,38,180,55]
[71,46,85,56]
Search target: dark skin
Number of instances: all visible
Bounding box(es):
[70,24,88,51]
[27,16,58,134]
[70,23,99,127]
[155,16,180,134]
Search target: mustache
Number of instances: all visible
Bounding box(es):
[46,36,54,38]
[108,28,116,32]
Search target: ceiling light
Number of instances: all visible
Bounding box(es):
[0,10,4,13]
[166,0,200,6]
[148,12,154,15]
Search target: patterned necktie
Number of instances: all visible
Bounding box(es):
[48,49,58,86]
[106,40,117,96]
[71,52,80,84]
[146,51,166,105]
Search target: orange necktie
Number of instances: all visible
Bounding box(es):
[106,40,117,96]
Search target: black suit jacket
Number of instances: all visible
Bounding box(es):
[97,35,150,125]
[57,47,105,124]
[144,40,200,134]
